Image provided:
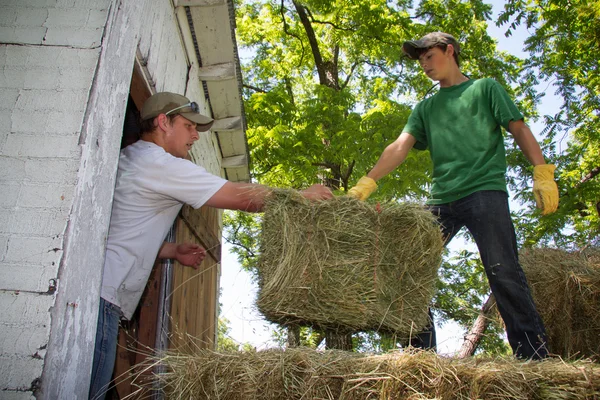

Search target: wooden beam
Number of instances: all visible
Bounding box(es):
[180,206,222,262]
[221,154,247,168]
[174,0,226,7]
[130,54,154,111]
[198,62,235,81]
[212,116,242,131]
[174,5,196,68]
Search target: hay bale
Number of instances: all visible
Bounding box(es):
[142,348,600,399]
[520,248,600,360]
[256,190,444,335]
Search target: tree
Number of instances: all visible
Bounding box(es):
[217,317,242,351]
[236,0,528,197]
[499,0,600,248]
[224,0,597,354]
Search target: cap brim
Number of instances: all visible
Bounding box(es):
[402,40,426,60]
[180,112,214,132]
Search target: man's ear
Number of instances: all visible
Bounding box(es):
[446,44,456,57]
[156,114,170,132]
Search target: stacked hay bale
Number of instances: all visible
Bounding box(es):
[256,190,444,336]
[144,348,600,399]
[520,248,600,360]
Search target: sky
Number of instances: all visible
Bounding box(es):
[219,0,563,355]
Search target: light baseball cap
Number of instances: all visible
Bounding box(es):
[402,32,460,60]
[141,92,214,132]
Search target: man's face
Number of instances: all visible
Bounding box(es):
[163,115,199,159]
[418,46,452,80]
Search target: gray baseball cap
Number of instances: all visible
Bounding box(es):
[402,32,460,60]
[141,92,214,132]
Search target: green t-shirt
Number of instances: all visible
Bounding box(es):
[403,78,523,205]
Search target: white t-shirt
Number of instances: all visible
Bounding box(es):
[100,140,227,319]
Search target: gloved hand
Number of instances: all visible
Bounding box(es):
[533,164,559,215]
[347,176,377,201]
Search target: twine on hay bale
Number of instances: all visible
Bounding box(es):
[140,348,600,399]
[256,190,444,335]
[520,248,600,360]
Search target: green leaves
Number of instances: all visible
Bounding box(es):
[499,0,600,248]
[231,0,529,350]
[224,0,599,353]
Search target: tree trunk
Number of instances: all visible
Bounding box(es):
[287,325,300,347]
[457,294,497,358]
[325,331,353,350]
[292,0,328,86]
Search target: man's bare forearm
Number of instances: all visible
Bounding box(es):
[367,132,416,181]
[509,120,546,166]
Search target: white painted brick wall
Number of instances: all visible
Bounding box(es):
[3,209,69,237]
[0,1,109,395]
[0,0,110,48]
[0,325,49,360]
[25,159,80,184]
[0,89,19,109]
[4,134,80,158]
[0,27,47,46]
[0,2,110,48]
[1,0,231,396]
[2,242,61,269]
[0,183,19,208]
[0,264,57,294]
[0,292,54,325]
[1,394,35,400]
[0,291,53,393]
[0,356,44,394]
[45,8,89,26]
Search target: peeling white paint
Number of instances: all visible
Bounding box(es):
[0,0,245,397]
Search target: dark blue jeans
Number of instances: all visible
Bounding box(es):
[89,298,121,399]
[414,190,548,359]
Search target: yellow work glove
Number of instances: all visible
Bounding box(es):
[533,164,559,215]
[347,176,377,201]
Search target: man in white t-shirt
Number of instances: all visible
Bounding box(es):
[90,92,333,399]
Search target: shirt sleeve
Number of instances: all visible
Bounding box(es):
[402,102,428,150]
[150,156,228,209]
[487,79,524,130]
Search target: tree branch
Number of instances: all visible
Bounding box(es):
[292,0,328,86]
[224,234,256,259]
[342,160,356,190]
[364,60,405,83]
[343,160,356,181]
[340,62,359,91]
[305,15,356,32]
[458,294,497,358]
[280,0,306,67]
[244,83,267,93]
[579,166,600,186]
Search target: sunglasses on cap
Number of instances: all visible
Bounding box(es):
[165,101,200,115]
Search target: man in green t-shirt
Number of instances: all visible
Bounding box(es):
[348,32,559,360]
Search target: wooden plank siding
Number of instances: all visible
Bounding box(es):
[169,205,222,352]
[113,260,163,399]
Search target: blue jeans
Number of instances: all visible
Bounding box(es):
[419,190,548,359]
[89,298,121,399]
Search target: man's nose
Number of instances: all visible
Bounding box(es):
[191,130,199,141]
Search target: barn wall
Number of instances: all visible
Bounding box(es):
[0,0,227,398]
[0,1,115,397]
